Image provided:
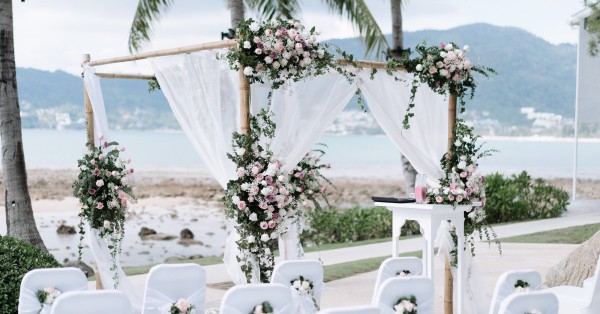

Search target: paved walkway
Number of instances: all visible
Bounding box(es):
[90,200,600,311]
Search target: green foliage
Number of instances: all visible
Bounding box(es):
[128,0,175,53]
[0,236,60,314]
[484,171,569,223]
[586,1,600,57]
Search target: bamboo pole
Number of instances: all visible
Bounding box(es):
[239,68,250,134]
[86,40,237,67]
[336,59,406,71]
[82,54,95,148]
[95,72,154,80]
[444,94,458,314]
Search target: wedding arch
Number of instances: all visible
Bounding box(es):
[80,38,469,313]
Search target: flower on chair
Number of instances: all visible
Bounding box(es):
[170,298,195,314]
[250,301,274,314]
[513,279,531,293]
[36,287,62,306]
[396,270,412,277]
[394,295,418,314]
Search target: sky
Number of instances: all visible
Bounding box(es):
[12,0,587,75]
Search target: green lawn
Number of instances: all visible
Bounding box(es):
[500,223,600,244]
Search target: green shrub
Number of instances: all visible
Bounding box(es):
[0,236,60,314]
[301,206,420,245]
[484,171,569,223]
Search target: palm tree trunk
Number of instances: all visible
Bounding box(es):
[228,0,245,29]
[0,0,46,250]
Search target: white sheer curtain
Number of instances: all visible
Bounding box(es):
[83,66,143,313]
[150,50,239,188]
[357,70,447,183]
[251,74,356,260]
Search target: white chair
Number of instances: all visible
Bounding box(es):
[371,257,423,303]
[142,263,206,314]
[373,277,433,314]
[498,291,559,314]
[318,305,382,314]
[18,267,87,314]
[219,283,293,314]
[545,257,600,314]
[50,290,132,314]
[489,270,542,314]
[271,260,324,313]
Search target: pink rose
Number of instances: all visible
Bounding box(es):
[93,168,101,176]
[325,163,331,169]
[253,36,261,43]
[268,220,276,228]
[456,195,464,202]
[265,29,273,36]
[90,159,96,165]
[448,195,455,201]
[259,202,268,210]
[435,196,443,203]
[237,168,245,177]
[237,201,246,210]
[460,172,468,178]
[99,154,105,159]
[255,48,263,55]
[175,298,189,313]
[308,170,315,175]
[128,168,135,174]
[97,202,104,209]
[120,146,126,152]
[321,185,327,193]
[105,171,112,177]
[248,196,254,202]
[429,67,437,74]
[436,61,444,68]
[260,221,268,229]
[121,199,127,206]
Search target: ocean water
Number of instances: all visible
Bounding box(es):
[15,129,600,179]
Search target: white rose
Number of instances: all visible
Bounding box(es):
[293,280,301,288]
[232,195,240,204]
[457,160,467,170]
[270,232,278,239]
[454,140,462,147]
[243,67,253,76]
[463,45,470,52]
[463,136,471,142]
[440,51,447,57]
[243,41,251,49]
[247,235,255,243]
[301,281,310,290]
[439,69,448,77]
[260,233,270,242]
[445,43,453,51]
[249,22,260,32]
[415,64,423,71]
[103,220,111,229]
[96,179,104,187]
[264,56,273,64]
[249,213,258,221]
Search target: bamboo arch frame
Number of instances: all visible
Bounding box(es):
[81,39,458,313]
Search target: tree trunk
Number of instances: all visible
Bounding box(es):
[0,0,46,250]
[228,0,245,29]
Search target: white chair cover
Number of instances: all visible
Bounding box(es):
[50,290,133,314]
[18,267,87,314]
[142,264,206,314]
[373,277,434,314]
[497,291,558,314]
[371,257,423,304]
[271,260,324,313]
[489,270,542,314]
[219,284,293,314]
[545,256,600,313]
[318,305,382,314]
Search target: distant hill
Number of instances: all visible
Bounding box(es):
[16,23,576,129]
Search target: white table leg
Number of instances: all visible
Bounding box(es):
[392,213,406,257]
[418,219,435,280]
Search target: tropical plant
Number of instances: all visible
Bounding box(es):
[0,0,46,250]
[128,0,388,57]
[586,1,600,56]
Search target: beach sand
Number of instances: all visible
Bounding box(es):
[0,168,597,267]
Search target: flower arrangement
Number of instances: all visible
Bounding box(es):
[222,109,296,283]
[288,146,332,211]
[250,301,274,314]
[394,295,418,314]
[72,136,135,286]
[425,120,500,266]
[36,287,61,306]
[396,270,412,277]
[291,275,314,294]
[225,18,346,90]
[514,280,531,293]
[387,42,495,129]
[170,298,195,314]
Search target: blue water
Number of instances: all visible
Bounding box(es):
[16,129,600,178]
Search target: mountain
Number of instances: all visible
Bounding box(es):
[15,23,576,130]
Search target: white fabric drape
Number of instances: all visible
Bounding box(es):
[83,66,110,146]
[357,71,447,184]
[251,74,356,260]
[143,288,204,314]
[150,50,239,188]
[84,225,143,313]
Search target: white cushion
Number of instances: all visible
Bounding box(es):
[50,290,132,314]
[371,257,422,304]
[498,291,558,314]
[318,305,382,314]
[489,270,541,314]
[373,277,433,314]
[18,267,87,314]
[219,283,293,314]
[142,263,206,314]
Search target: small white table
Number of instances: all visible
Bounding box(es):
[374,202,470,314]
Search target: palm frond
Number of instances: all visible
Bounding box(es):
[246,0,301,20]
[321,0,389,58]
[128,0,175,53]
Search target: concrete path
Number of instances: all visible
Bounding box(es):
[90,200,600,312]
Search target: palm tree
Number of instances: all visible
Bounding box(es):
[0,0,46,250]
[128,0,388,56]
